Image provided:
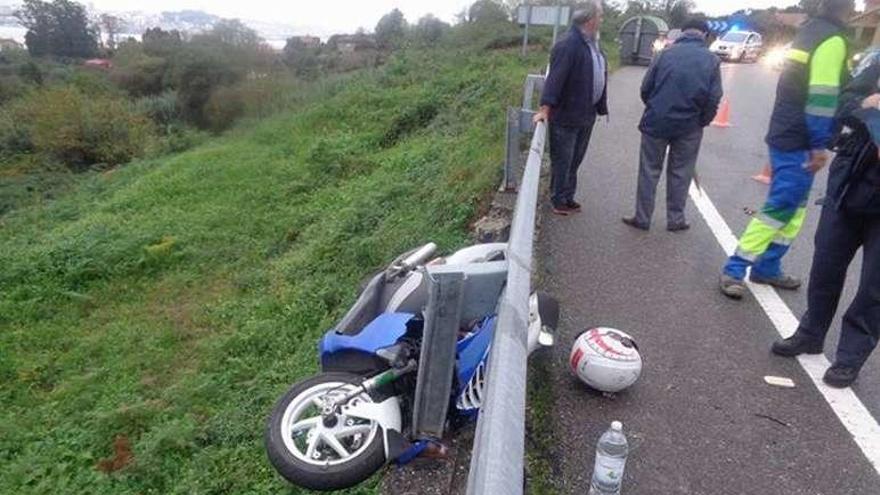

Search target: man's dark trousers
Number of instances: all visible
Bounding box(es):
[549,116,596,208]
[633,128,703,227]
[798,204,880,369]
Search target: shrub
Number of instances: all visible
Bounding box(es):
[111,55,168,96]
[0,104,33,156]
[134,91,181,129]
[203,76,306,132]
[17,60,44,85]
[170,45,243,127]
[21,86,153,167]
[147,125,207,156]
[68,69,119,96]
[202,85,246,133]
[0,75,28,104]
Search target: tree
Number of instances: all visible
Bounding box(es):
[666,0,695,27]
[468,0,510,24]
[283,37,320,77]
[169,45,240,126]
[799,0,821,16]
[15,0,98,58]
[142,27,183,57]
[99,13,123,50]
[375,8,407,50]
[413,14,450,44]
[199,19,262,49]
[171,21,270,126]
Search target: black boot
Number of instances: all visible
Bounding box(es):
[771,332,824,357]
[823,363,860,388]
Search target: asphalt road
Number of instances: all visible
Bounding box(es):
[537,62,880,494]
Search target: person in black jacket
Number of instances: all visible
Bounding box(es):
[622,19,722,231]
[534,1,608,216]
[771,57,880,388]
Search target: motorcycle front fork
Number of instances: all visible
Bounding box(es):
[322,360,417,417]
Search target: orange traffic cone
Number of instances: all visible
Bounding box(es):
[711,98,732,128]
[751,163,772,185]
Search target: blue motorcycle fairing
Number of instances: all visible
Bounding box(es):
[455,316,496,395]
[320,312,416,358]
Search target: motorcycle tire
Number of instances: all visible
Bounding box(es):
[265,372,388,491]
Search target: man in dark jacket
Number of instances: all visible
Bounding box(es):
[534,1,608,216]
[720,0,853,299]
[622,19,722,231]
[770,58,880,388]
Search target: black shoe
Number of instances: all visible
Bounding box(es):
[823,363,860,388]
[667,222,690,232]
[771,333,824,357]
[621,216,649,231]
[566,200,582,212]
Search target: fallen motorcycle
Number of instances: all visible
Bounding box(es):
[265,242,557,491]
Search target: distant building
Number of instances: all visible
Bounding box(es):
[0,38,22,51]
[852,0,880,45]
[327,33,377,53]
[288,35,321,48]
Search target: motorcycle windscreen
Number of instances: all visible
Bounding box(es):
[321,313,414,353]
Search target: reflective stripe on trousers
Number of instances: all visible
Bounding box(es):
[724,148,814,280]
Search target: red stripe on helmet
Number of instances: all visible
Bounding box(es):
[570,347,585,372]
[589,331,624,356]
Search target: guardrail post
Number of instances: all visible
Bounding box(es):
[501,107,521,192]
[412,270,465,439]
[501,76,543,193]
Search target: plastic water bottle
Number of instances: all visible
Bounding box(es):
[588,421,629,495]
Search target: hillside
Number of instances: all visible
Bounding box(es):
[0,48,545,494]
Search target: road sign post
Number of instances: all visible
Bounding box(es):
[518,4,571,56]
[551,1,563,47]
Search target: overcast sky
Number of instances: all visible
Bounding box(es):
[49,1,868,33]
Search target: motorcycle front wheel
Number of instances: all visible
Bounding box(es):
[265,372,388,491]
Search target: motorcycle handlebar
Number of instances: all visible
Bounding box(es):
[400,243,437,270]
[385,243,438,280]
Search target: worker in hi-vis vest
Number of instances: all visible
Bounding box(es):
[720,0,854,300]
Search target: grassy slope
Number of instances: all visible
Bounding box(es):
[0,48,545,494]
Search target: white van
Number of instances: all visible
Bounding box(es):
[710,31,763,63]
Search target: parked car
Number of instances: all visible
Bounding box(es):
[710,30,763,63]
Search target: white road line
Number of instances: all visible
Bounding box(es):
[688,182,880,474]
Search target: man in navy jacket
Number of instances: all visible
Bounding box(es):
[534,2,608,216]
[623,19,722,231]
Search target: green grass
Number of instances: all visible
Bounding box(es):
[0,48,546,494]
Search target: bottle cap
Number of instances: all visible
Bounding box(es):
[611,421,623,431]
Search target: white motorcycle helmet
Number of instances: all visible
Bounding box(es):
[570,328,642,393]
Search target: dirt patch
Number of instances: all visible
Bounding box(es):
[381,426,475,495]
[96,435,134,473]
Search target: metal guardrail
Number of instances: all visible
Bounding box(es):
[466,84,547,494]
